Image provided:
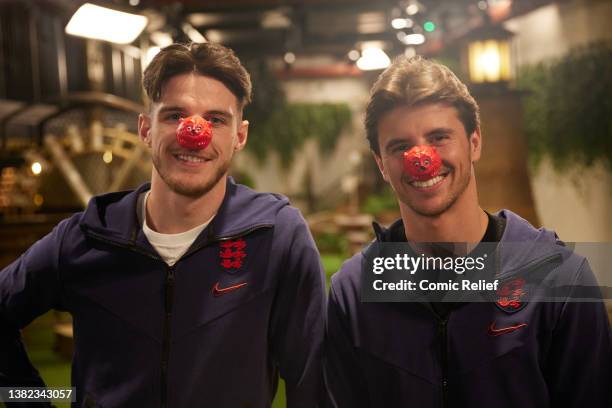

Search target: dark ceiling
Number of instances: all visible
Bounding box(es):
[126,0,556,58]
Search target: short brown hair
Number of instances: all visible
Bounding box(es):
[365,55,480,154]
[142,42,252,110]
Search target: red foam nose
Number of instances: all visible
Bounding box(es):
[176,115,213,150]
[403,145,442,180]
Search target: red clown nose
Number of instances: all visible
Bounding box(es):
[176,115,213,150]
[403,145,442,180]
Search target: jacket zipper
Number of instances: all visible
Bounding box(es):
[439,317,448,408]
[160,265,175,408]
[84,223,273,408]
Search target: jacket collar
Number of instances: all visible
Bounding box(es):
[79,177,289,247]
[369,210,562,275]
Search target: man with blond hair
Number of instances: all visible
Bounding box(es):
[324,56,611,407]
[0,42,326,407]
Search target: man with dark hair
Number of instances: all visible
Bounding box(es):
[324,56,611,407]
[0,42,326,407]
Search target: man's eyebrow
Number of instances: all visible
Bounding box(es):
[157,107,234,119]
[425,127,454,137]
[158,106,186,115]
[205,110,233,119]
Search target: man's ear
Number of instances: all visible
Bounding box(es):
[469,127,482,162]
[373,151,390,182]
[138,113,152,147]
[234,119,249,152]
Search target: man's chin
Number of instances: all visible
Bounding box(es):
[164,170,228,198]
[401,196,455,218]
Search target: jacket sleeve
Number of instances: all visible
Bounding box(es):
[544,259,612,407]
[269,207,326,408]
[323,280,370,408]
[0,219,69,391]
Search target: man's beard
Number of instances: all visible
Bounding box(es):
[152,153,231,198]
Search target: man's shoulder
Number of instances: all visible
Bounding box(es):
[224,181,292,225]
[222,182,316,250]
[233,181,289,206]
[496,209,594,291]
[330,251,365,297]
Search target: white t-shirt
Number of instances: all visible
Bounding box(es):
[141,191,214,266]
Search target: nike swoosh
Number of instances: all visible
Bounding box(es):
[212,281,248,296]
[488,321,527,337]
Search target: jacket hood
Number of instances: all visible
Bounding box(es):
[78,177,290,244]
[495,209,564,278]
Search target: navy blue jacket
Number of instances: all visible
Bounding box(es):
[0,178,326,407]
[324,210,611,407]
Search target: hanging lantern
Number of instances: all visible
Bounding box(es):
[463,25,514,84]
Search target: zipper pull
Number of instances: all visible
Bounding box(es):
[165,267,175,312]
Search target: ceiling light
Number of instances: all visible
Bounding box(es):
[356,47,390,71]
[402,33,426,45]
[150,31,173,48]
[406,4,419,15]
[182,23,206,43]
[261,10,291,29]
[391,18,407,29]
[392,18,413,29]
[65,3,148,44]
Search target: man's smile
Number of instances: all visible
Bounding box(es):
[406,170,450,190]
[172,151,213,165]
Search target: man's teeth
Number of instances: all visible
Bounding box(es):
[411,175,444,188]
[177,154,206,163]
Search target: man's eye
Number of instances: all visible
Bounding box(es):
[167,113,182,121]
[432,134,449,142]
[209,117,225,125]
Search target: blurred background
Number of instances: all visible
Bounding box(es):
[0,0,610,406]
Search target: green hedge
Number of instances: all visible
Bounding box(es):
[247,103,352,167]
[517,42,612,171]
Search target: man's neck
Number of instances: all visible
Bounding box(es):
[146,176,226,234]
[400,179,488,244]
